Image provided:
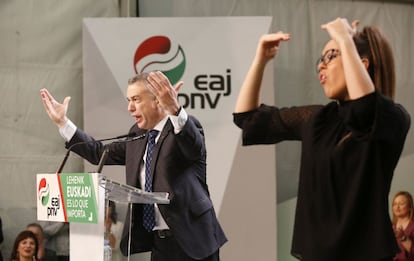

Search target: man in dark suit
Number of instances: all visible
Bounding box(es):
[40,71,227,261]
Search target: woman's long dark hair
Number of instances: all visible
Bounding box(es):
[353,26,396,100]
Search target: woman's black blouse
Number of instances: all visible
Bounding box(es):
[233,92,411,261]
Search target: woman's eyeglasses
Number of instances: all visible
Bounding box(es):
[316,49,341,73]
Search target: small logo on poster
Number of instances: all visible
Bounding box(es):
[38,178,50,206]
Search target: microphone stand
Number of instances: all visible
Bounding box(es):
[96,133,146,174]
[96,147,109,174]
[56,132,143,173]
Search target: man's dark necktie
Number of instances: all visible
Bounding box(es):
[143,129,159,232]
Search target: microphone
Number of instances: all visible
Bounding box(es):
[56,132,146,173]
[95,132,147,173]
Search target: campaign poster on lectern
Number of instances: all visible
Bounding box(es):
[36,173,99,223]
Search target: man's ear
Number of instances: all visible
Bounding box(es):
[361,57,370,70]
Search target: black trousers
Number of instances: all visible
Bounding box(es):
[151,231,219,261]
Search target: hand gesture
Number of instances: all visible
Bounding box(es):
[40,88,71,128]
[395,226,405,239]
[321,17,359,44]
[255,32,290,64]
[146,71,183,116]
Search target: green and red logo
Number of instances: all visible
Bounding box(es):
[38,178,50,206]
[133,36,186,85]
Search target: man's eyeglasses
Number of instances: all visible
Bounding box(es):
[316,49,341,73]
